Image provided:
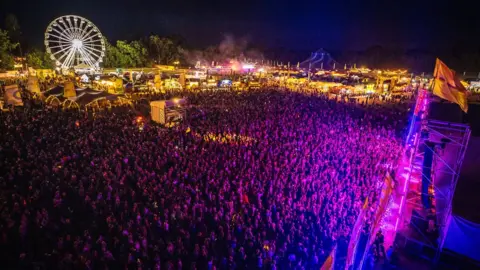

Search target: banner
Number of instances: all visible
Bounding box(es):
[4,84,23,106]
[346,197,369,269]
[320,244,337,270]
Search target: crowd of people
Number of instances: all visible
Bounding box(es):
[0,88,409,269]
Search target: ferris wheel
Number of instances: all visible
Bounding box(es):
[44,15,105,70]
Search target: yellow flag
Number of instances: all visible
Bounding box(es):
[432,59,468,113]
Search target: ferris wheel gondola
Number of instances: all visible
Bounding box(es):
[44,15,105,71]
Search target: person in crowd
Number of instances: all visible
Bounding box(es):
[374,229,386,260]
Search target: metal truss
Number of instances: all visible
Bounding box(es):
[404,96,471,262]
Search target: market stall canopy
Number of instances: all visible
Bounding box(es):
[44,85,65,97]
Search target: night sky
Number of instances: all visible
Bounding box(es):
[1,0,480,51]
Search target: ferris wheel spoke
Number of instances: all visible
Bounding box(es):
[59,19,76,38]
[51,28,73,42]
[65,18,75,38]
[82,30,103,42]
[47,40,72,48]
[63,48,77,68]
[83,45,103,57]
[78,27,92,42]
[75,26,85,40]
[72,19,81,39]
[46,33,72,43]
[48,44,71,49]
[82,40,102,46]
[56,21,74,39]
[82,45,101,60]
[79,27,97,42]
[74,23,83,40]
[58,20,75,39]
[51,45,73,59]
[78,48,96,67]
[83,43,103,51]
[59,49,72,68]
[57,48,73,62]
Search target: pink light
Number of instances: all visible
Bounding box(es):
[242,64,254,69]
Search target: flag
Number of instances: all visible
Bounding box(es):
[431,58,468,113]
[4,84,23,106]
[320,245,336,270]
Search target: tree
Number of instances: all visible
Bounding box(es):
[42,52,55,69]
[25,49,55,69]
[26,50,43,68]
[148,35,182,65]
[0,29,18,70]
[5,14,22,56]
[103,39,120,68]
[115,40,149,68]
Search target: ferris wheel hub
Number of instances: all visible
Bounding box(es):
[72,39,83,49]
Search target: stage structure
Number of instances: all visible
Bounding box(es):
[400,89,471,262]
[150,99,187,125]
[45,15,106,71]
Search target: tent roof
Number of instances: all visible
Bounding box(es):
[44,85,64,96]
[75,91,117,106]
[300,49,337,69]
